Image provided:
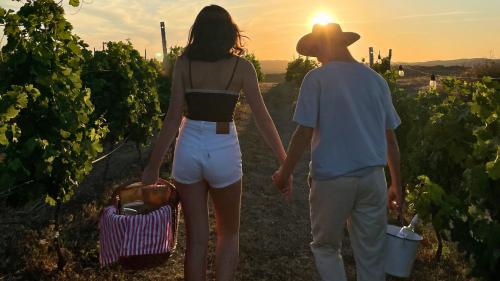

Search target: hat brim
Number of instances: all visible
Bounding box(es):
[296,31,360,57]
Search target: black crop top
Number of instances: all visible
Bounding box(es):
[185,58,240,122]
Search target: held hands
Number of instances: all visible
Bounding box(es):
[272,168,293,201]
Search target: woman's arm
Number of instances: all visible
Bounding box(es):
[142,59,185,185]
[241,60,287,164]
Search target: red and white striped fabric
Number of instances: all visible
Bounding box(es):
[99,205,173,267]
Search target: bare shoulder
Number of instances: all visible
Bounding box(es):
[237,56,257,77]
[238,57,255,71]
[170,56,189,81]
[174,56,188,70]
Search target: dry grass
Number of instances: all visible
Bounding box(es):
[469,61,500,78]
[0,83,470,281]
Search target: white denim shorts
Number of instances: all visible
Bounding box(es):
[172,118,243,188]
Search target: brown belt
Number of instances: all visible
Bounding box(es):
[216,122,230,134]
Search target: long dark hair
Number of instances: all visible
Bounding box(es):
[183,5,245,61]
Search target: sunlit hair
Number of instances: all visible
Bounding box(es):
[183,5,245,61]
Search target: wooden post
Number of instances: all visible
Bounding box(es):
[160,22,168,72]
[369,47,374,67]
[144,49,147,60]
[388,49,392,66]
[102,42,105,51]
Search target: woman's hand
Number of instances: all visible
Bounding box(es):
[272,168,293,201]
[142,165,160,186]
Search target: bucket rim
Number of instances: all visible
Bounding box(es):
[386,224,423,241]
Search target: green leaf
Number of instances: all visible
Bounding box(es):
[45,156,55,164]
[486,149,500,180]
[59,129,71,139]
[0,126,8,145]
[45,195,57,206]
[69,0,80,7]
[62,67,71,76]
[67,42,81,55]
[17,92,28,108]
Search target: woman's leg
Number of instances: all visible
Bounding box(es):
[176,180,210,281]
[209,179,242,281]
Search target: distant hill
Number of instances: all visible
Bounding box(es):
[260,60,288,74]
[397,58,500,67]
[260,58,500,74]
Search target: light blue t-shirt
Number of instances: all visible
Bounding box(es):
[293,61,401,181]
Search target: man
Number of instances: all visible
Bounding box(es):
[273,23,402,281]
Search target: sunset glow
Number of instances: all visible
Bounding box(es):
[311,12,334,26]
[1,0,499,62]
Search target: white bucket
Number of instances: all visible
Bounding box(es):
[385,224,423,278]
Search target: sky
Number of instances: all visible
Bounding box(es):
[1,0,500,62]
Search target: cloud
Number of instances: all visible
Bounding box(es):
[394,11,479,20]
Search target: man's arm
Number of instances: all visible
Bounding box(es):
[274,125,314,191]
[386,129,402,213]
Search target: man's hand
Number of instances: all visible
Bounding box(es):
[271,125,312,201]
[388,183,403,215]
[272,168,293,200]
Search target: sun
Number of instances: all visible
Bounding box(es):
[311,12,334,26]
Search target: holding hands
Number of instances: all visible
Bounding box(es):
[272,167,293,201]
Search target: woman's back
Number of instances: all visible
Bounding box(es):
[181,56,242,93]
[181,56,243,122]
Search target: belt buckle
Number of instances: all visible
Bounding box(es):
[216,122,230,134]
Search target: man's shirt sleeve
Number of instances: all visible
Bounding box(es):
[381,79,401,130]
[293,71,320,128]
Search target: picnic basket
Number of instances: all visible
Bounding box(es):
[99,178,180,270]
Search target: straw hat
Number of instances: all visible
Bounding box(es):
[296,23,360,57]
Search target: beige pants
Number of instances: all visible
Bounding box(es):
[309,168,387,281]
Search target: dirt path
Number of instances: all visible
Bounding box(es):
[1,82,467,281]
[235,83,320,280]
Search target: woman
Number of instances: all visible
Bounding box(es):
[142,5,290,281]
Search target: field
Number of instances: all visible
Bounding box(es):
[2,1,499,279]
[0,79,472,280]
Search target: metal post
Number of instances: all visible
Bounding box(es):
[369,47,374,67]
[160,22,168,65]
[388,49,392,66]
